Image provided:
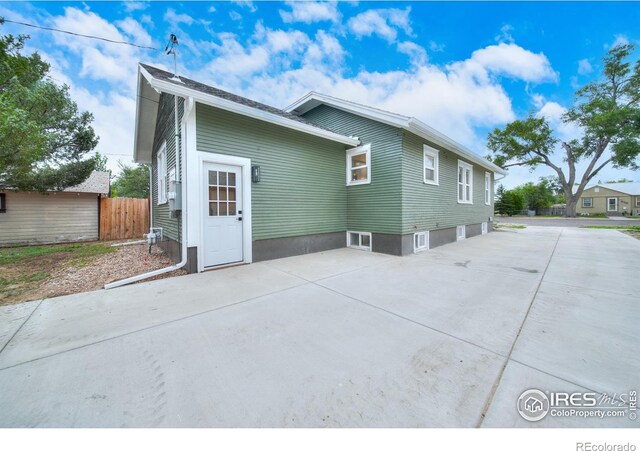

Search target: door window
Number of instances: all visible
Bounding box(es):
[208,170,237,216]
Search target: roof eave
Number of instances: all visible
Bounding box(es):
[134,66,160,164]
[141,69,359,147]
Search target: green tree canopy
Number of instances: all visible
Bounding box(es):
[111,162,150,198]
[487,44,640,217]
[0,21,98,191]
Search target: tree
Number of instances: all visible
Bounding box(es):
[487,44,640,217]
[92,152,110,174]
[111,162,150,198]
[495,184,525,216]
[0,22,98,191]
[512,180,557,214]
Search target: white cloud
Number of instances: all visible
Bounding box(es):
[279,1,340,24]
[397,41,427,67]
[122,1,148,13]
[577,58,593,75]
[536,101,582,143]
[495,24,514,43]
[463,43,558,83]
[229,11,243,21]
[347,7,412,43]
[115,17,153,47]
[164,8,195,26]
[208,6,216,13]
[233,1,257,12]
[429,41,445,52]
[608,34,629,49]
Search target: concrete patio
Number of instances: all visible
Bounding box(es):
[0,226,638,427]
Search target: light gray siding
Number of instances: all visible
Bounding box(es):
[302,105,404,234]
[151,93,183,242]
[196,103,348,241]
[0,192,98,246]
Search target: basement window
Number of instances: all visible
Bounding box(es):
[414,231,429,252]
[481,222,488,234]
[347,231,372,251]
[0,193,6,213]
[457,225,466,241]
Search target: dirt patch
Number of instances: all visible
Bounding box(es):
[0,242,186,306]
[623,230,640,240]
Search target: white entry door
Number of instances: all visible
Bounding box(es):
[203,162,243,267]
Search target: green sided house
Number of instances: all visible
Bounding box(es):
[134,64,505,273]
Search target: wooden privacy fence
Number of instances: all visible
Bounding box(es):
[99,197,150,241]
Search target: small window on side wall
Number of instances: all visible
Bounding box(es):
[582,197,593,208]
[485,172,491,205]
[457,160,473,204]
[423,146,439,185]
[156,142,167,205]
[0,193,6,213]
[346,144,371,186]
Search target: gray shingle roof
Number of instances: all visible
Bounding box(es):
[64,171,110,194]
[140,64,329,131]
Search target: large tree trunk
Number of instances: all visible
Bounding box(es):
[565,194,578,217]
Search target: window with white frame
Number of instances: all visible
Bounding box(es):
[423,146,439,185]
[636,198,640,207]
[456,225,466,240]
[156,142,167,205]
[346,144,371,186]
[607,197,618,211]
[458,161,473,203]
[481,222,488,234]
[582,197,593,208]
[347,231,372,251]
[484,172,491,205]
[414,231,429,252]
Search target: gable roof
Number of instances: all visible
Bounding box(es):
[585,182,640,196]
[286,91,506,175]
[134,65,360,163]
[64,171,110,195]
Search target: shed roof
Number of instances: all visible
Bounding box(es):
[64,171,110,195]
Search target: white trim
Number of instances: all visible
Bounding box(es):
[481,222,488,235]
[582,197,593,208]
[413,231,429,253]
[457,160,473,204]
[607,197,618,212]
[423,145,439,185]
[139,66,360,148]
[456,225,466,241]
[346,143,371,186]
[347,230,372,251]
[285,91,506,175]
[197,152,252,273]
[484,172,491,205]
[156,142,167,205]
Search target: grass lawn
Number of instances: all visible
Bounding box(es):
[0,242,117,305]
[495,224,527,229]
[581,225,640,231]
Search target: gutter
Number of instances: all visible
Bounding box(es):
[105,94,188,289]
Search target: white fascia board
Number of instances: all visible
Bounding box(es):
[134,67,160,163]
[286,92,410,129]
[141,73,360,147]
[407,120,506,175]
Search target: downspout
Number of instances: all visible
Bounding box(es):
[149,160,153,229]
[105,95,188,289]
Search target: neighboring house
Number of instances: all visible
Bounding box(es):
[577,182,640,216]
[0,171,110,247]
[134,64,505,274]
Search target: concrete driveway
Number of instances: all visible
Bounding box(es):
[1,227,638,427]
[496,216,640,227]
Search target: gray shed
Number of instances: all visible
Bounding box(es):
[0,171,110,247]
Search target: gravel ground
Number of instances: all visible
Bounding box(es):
[3,243,186,305]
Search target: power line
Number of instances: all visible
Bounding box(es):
[1,17,158,51]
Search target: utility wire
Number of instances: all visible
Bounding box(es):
[1,17,158,51]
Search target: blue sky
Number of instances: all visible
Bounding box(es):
[1,1,639,187]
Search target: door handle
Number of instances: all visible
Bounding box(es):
[237,217,242,221]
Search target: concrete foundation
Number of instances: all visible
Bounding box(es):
[252,231,345,262]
